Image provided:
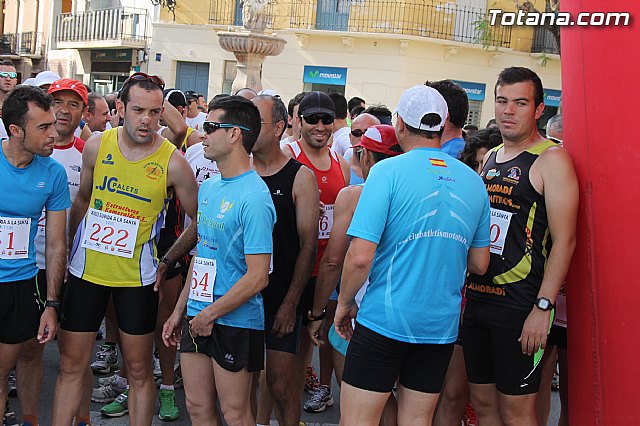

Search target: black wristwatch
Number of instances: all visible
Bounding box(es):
[535,297,555,311]
[307,309,326,322]
[160,255,177,269]
[45,300,61,315]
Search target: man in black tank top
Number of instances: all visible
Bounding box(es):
[251,95,320,425]
[462,67,578,426]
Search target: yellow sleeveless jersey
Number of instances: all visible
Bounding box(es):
[69,128,176,287]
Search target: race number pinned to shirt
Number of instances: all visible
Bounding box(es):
[319,204,334,240]
[0,217,31,259]
[36,210,46,238]
[82,208,139,258]
[190,257,216,303]
[489,208,513,255]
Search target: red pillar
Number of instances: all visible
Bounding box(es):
[562,2,640,423]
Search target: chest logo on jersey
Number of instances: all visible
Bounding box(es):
[503,166,521,185]
[321,176,328,184]
[218,198,234,218]
[96,176,151,203]
[486,169,500,180]
[272,189,284,196]
[144,162,165,181]
[102,153,115,165]
[36,181,45,188]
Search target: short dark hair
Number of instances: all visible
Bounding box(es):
[3,85,53,137]
[329,93,348,120]
[87,93,105,114]
[287,92,308,118]
[460,127,503,171]
[404,113,444,140]
[0,60,15,68]
[104,92,118,110]
[120,79,163,106]
[369,144,404,163]
[208,95,262,154]
[486,118,497,129]
[350,105,365,118]
[213,93,229,101]
[255,94,288,139]
[362,105,392,125]
[347,96,365,112]
[495,66,544,107]
[426,80,469,129]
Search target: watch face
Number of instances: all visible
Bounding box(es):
[538,299,550,310]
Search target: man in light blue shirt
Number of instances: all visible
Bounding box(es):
[426,80,470,159]
[335,85,491,425]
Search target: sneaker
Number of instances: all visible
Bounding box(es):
[7,370,16,397]
[158,388,180,421]
[153,354,162,380]
[303,385,333,413]
[98,372,121,387]
[464,403,479,426]
[100,389,129,417]
[3,401,18,426]
[91,344,118,374]
[304,366,319,394]
[92,379,127,403]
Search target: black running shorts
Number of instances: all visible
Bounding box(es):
[0,275,44,344]
[61,274,158,335]
[264,311,302,354]
[342,322,454,394]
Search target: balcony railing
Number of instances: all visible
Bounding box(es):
[531,26,559,55]
[17,32,43,56]
[54,7,150,46]
[0,34,17,55]
[208,0,511,49]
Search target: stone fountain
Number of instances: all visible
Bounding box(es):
[217,0,287,93]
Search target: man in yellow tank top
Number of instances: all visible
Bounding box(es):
[51,73,198,426]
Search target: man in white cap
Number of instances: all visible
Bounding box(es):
[33,71,61,91]
[334,85,491,425]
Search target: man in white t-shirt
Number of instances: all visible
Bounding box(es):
[184,91,207,130]
[329,93,351,157]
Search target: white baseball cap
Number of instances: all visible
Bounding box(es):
[395,85,448,131]
[34,71,61,88]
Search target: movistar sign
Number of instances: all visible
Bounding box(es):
[544,88,562,107]
[453,80,487,101]
[304,65,348,85]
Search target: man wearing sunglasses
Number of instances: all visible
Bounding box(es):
[344,113,381,186]
[284,91,350,413]
[0,60,18,141]
[52,72,198,426]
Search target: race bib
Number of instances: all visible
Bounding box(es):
[81,208,139,258]
[0,217,31,259]
[36,210,46,238]
[190,257,216,303]
[489,208,513,255]
[319,204,334,240]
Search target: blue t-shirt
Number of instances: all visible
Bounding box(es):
[187,170,276,330]
[441,137,465,159]
[0,142,71,282]
[347,148,490,344]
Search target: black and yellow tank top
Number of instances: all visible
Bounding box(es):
[466,140,556,310]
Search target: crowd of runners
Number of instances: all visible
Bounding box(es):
[0,59,576,426]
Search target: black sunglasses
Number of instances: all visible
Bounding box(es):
[301,114,334,125]
[0,71,17,79]
[123,72,165,90]
[203,121,251,134]
[351,128,367,137]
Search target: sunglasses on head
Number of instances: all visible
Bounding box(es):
[123,72,165,90]
[301,114,334,125]
[351,128,367,137]
[202,121,251,134]
[0,71,17,79]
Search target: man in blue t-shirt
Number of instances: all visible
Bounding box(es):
[426,79,469,159]
[0,86,70,422]
[334,85,491,425]
[161,96,275,426]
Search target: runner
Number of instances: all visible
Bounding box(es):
[0,86,70,423]
[426,80,469,159]
[463,67,578,426]
[334,85,490,426]
[0,60,18,140]
[252,94,319,425]
[51,72,198,426]
[161,95,276,425]
[83,93,110,133]
[284,91,350,413]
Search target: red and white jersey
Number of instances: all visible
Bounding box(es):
[35,137,84,269]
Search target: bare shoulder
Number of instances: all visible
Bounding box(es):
[335,185,363,211]
[293,165,319,198]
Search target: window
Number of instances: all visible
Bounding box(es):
[466,100,482,127]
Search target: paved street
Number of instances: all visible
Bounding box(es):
[9,339,560,425]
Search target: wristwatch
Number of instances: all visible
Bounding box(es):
[160,255,177,269]
[535,297,555,311]
[45,300,61,315]
[307,309,326,322]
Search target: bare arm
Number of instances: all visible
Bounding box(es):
[79,124,92,142]
[162,256,196,347]
[68,133,100,245]
[160,100,188,148]
[338,154,351,185]
[271,166,319,337]
[185,128,203,148]
[167,150,198,222]
[519,147,578,354]
[467,246,490,275]
[189,253,271,336]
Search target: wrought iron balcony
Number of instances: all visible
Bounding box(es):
[54,7,150,49]
[0,34,17,56]
[531,26,560,55]
[17,32,44,56]
[208,0,512,49]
